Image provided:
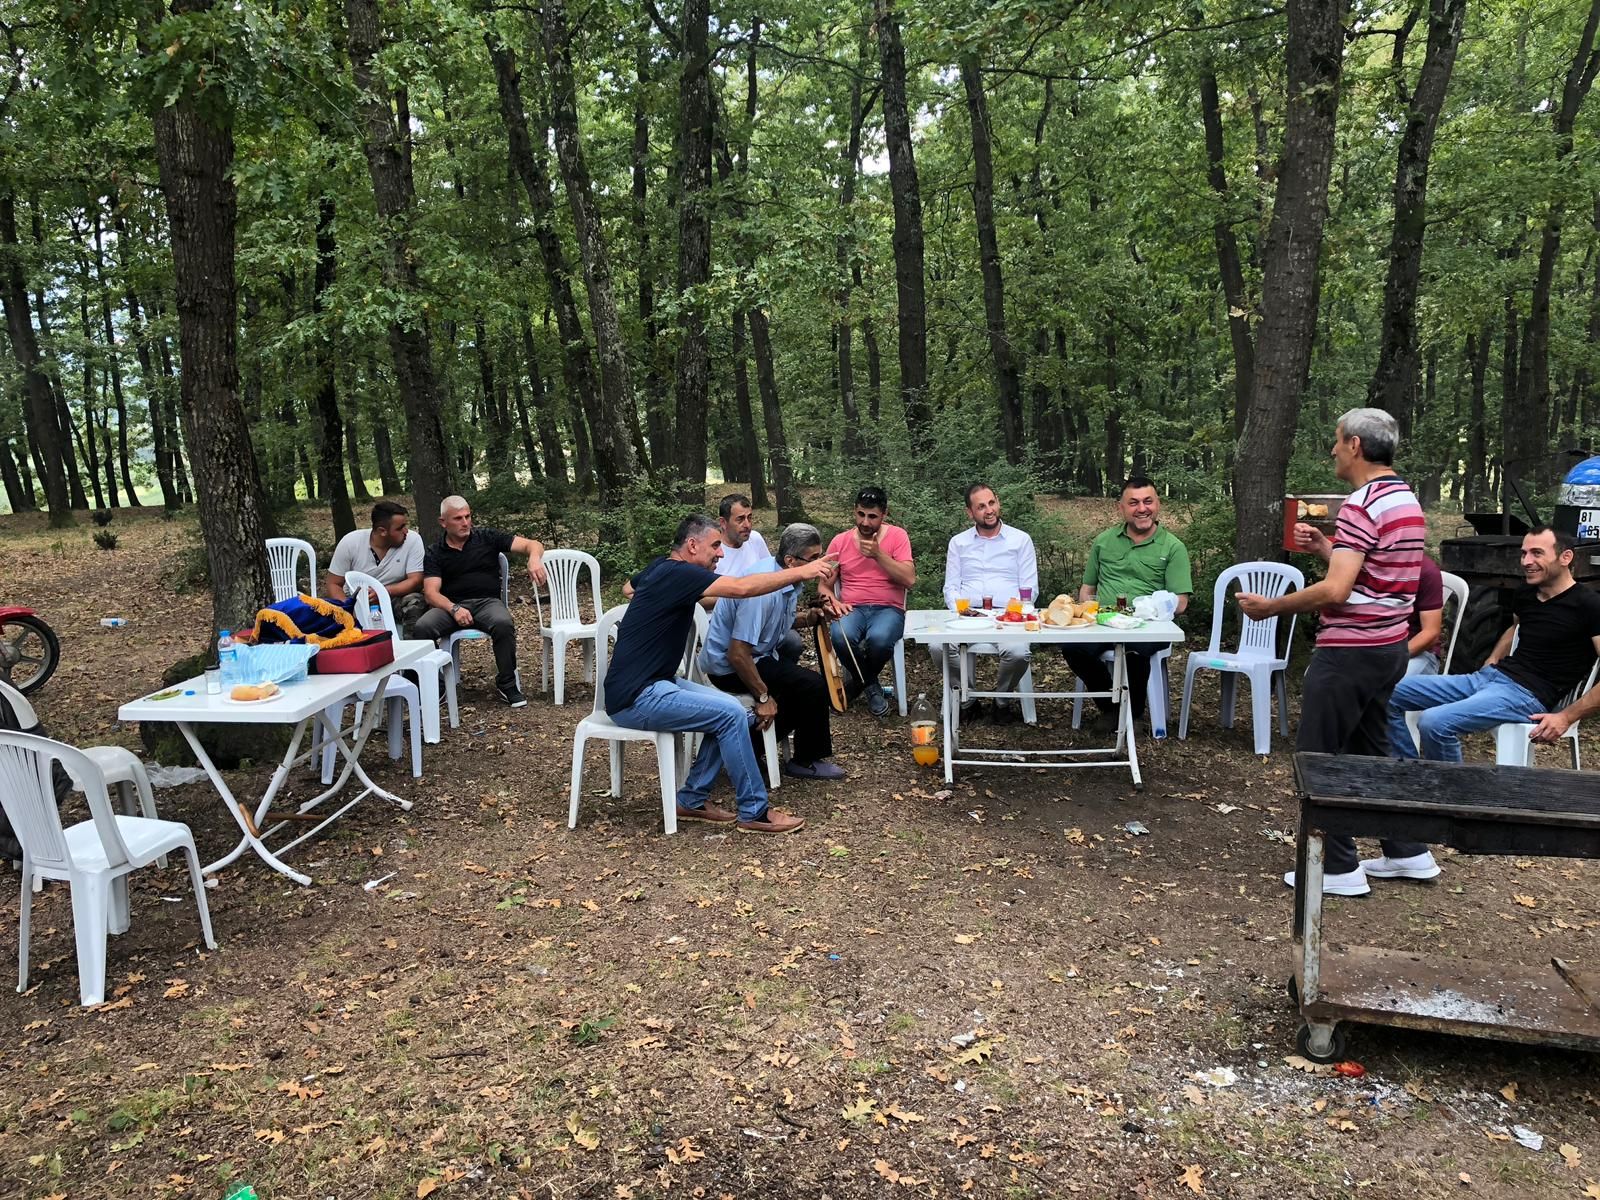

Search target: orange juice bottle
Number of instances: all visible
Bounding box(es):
[910,694,939,766]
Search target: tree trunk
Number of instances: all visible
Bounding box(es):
[518,313,568,489]
[77,284,112,508]
[0,435,27,512]
[488,40,608,496]
[749,305,802,521]
[1200,71,1257,438]
[346,0,454,526]
[112,207,179,510]
[959,54,1025,464]
[538,0,643,493]
[1367,0,1468,438]
[0,194,71,525]
[149,308,193,502]
[344,384,371,502]
[90,208,141,506]
[511,372,541,478]
[1516,0,1600,489]
[370,356,402,497]
[1234,0,1349,562]
[312,171,356,540]
[671,0,714,490]
[835,42,869,461]
[147,0,273,628]
[876,0,932,451]
[634,36,671,470]
[569,402,595,494]
[1577,197,1600,430]
[27,199,88,511]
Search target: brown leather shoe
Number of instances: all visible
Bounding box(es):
[676,802,737,824]
[736,809,806,835]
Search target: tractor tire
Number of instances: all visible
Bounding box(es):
[1450,589,1510,674]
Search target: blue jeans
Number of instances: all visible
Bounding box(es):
[832,605,905,693]
[608,677,769,820]
[1387,666,1544,762]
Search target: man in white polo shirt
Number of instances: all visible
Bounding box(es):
[325,500,427,632]
[940,483,1039,723]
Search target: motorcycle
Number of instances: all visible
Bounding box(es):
[0,605,59,695]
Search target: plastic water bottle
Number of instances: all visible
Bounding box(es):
[99,617,127,628]
[217,629,237,684]
[910,693,938,766]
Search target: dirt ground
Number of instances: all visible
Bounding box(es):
[2,501,1599,1200]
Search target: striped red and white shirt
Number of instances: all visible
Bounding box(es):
[1315,476,1425,648]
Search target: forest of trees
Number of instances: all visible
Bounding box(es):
[4,0,1600,587]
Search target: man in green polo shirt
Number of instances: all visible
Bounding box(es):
[1064,476,1192,723]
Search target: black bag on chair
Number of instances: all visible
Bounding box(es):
[0,691,71,861]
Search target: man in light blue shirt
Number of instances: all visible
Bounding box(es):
[699,524,847,779]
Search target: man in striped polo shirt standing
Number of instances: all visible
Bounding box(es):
[1238,408,1425,897]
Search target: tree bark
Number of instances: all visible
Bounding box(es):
[749,305,802,521]
[959,54,1025,464]
[834,41,870,461]
[0,194,71,524]
[510,372,541,479]
[147,0,273,627]
[344,382,371,502]
[1515,0,1600,488]
[488,39,607,497]
[672,0,714,490]
[91,208,141,506]
[312,166,356,540]
[76,282,111,508]
[518,313,568,489]
[1234,0,1349,562]
[876,0,932,450]
[1367,0,1468,437]
[730,309,763,498]
[537,0,643,493]
[0,434,27,512]
[1465,326,1490,510]
[28,199,88,511]
[1200,71,1257,439]
[346,0,455,525]
[111,206,179,509]
[634,36,671,470]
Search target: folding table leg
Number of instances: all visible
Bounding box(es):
[178,720,313,886]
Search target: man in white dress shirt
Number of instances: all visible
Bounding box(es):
[939,483,1039,723]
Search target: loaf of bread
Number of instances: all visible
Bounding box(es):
[230,683,280,701]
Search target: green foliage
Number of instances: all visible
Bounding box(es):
[92,529,118,551]
[466,478,547,535]
[565,471,701,582]
[568,1014,616,1047]
[1174,497,1240,632]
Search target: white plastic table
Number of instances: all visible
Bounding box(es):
[117,640,434,886]
[903,610,1185,790]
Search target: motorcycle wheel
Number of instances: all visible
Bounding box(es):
[0,614,60,694]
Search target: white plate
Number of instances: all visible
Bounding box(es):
[946,614,997,631]
[222,688,285,705]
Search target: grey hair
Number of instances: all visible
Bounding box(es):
[439,494,470,516]
[777,522,823,563]
[1337,407,1399,465]
[673,513,720,547]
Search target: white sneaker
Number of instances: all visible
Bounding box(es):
[1282,868,1371,897]
[1360,852,1441,881]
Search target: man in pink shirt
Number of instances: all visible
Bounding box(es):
[826,486,917,717]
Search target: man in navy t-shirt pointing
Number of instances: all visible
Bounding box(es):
[606,514,836,834]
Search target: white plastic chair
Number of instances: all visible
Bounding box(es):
[443,552,520,693]
[1492,639,1598,768]
[534,549,602,706]
[265,537,317,603]
[570,606,696,835]
[1404,571,1471,752]
[1178,562,1305,755]
[0,730,215,1007]
[345,571,456,743]
[892,639,908,716]
[1,679,165,873]
[315,572,424,782]
[686,605,781,789]
[1070,646,1174,738]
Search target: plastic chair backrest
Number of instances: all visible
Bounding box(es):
[266,538,317,603]
[0,677,39,727]
[0,730,129,872]
[343,570,396,633]
[590,605,629,714]
[686,605,711,681]
[497,553,510,605]
[1438,571,1470,673]
[541,550,603,626]
[1209,562,1305,658]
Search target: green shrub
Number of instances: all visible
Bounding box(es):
[92,509,114,527]
[468,477,547,533]
[93,530,118,551]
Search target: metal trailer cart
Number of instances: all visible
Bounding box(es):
[1290,752,1600,1062]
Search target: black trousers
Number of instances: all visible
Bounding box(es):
[414,598,519,689]
[1062,643,1159,719]
[709,656,833,764]
[1297,642,1427,875]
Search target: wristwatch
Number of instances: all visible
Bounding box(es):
[756,692,771,705]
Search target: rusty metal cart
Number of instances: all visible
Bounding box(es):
[1291,752,1600,1062]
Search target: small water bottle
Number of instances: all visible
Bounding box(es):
[217,629,237,684]
[99,617,127,628]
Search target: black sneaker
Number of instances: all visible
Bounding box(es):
[498,684,528,708]
[992,702,1023,726]
[959,699,990,724]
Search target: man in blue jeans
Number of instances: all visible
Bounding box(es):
[826,486,917,717]
[605,514,837,834]
[1388,527,1600,847]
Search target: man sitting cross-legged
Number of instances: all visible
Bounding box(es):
[1381,525,1600,882]
[827,486,916,718]
[605,515,836,834]
[700,523,849,779]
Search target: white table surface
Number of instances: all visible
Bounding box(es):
[904,609,1185,648]
[118,640,434,724]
